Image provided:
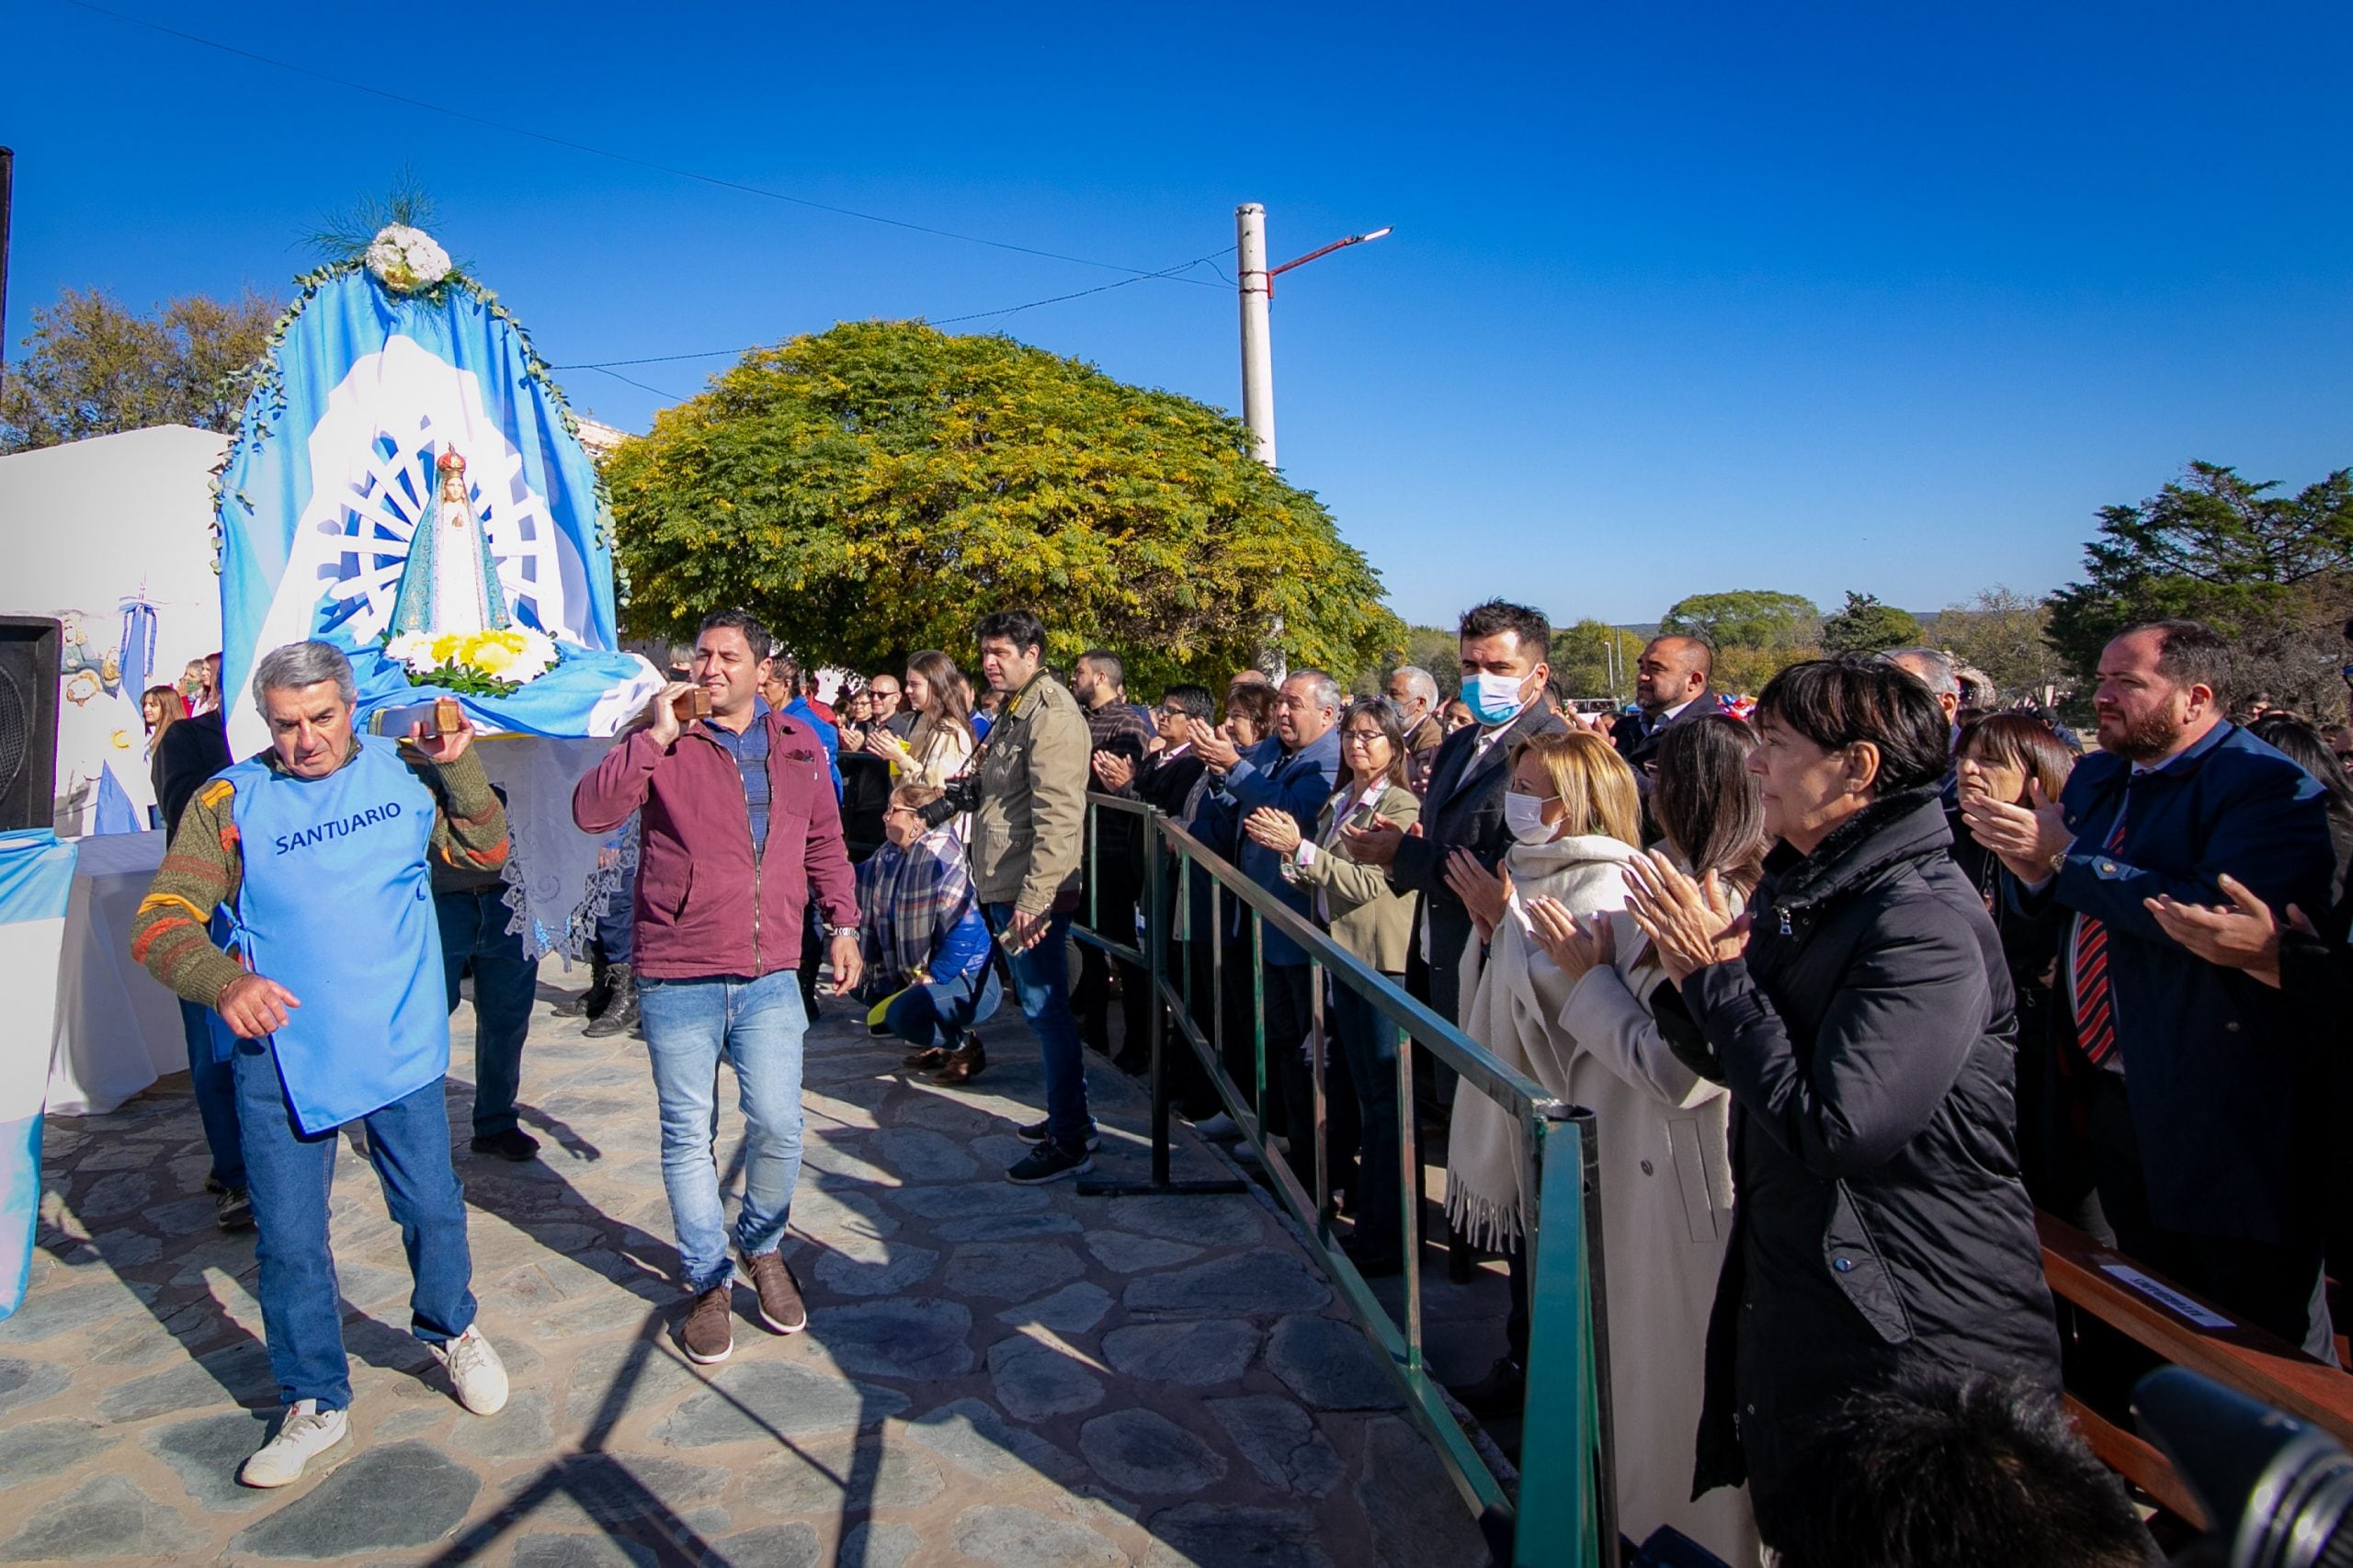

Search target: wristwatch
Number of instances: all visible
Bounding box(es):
[824,923,858,939]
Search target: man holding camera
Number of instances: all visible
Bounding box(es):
[927,609,1096,1182]
[572,609,862,1365]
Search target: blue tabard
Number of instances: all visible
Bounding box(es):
[211,734,450,1134]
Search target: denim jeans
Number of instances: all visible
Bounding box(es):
[435,888,535,1137]
[881,965,1003,1051]
[598,850,636,961]
[637,969,807,1294]
[233,1041,475,1410]
[983,903,1093,1149]
[180,998,245,1191]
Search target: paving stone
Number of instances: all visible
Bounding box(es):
[0,1474,181,1561]
[0,1417,116,1485]
[1077,1408,1226,1495]
[653,1359,910,1447]
[882,1183,1050,1221]
[788,1186,901,1243]
[97,1338,277,1419]
[1002,1281,1114,1335]
[1121,1253,1331,1318]
[334,1261,413,1310]
[531,1289,657,1340]
[77,1169,153,1216]
[142,1408,277,1512]
[901,1396,1086,1484]
[1357,1416,1494,1568]
[885,1095,992,1137]
[945,1241,1086,1301]
[509,1533,656,1568]
[987,1335,1106,1421]
[564,1338,705,1415]
[935,1210,1084,1241]
[840,1520,922,1568]
[710,1523,820,1567]
[76,1140,169,1172]
[951,1504,1127,1568]
[0,1276,159,1343]
[814,1297,974,1379]
[451,1388,555,1460]
[801,1089,882,1131]
[525,1454,732,1528]
[228,1439,479,1557]
[373,1404,452,1442]
[1207,1396,1346,1496]
[1101,1320,1261,1385]
[1265,1316,1405,1411]
[153,1196,222,1235]
[87,1231,164,1267]
[0,1355,69,1417]
[741,1437,945,1513]
[1106,1193,1268,1247]
[1142,1503,1335,1568]
[868,1125,979,1181]
[813,1243,938,1297]
[1082,1230,1203,1273]
[799,1141,901,1187]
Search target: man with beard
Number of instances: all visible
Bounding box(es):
[1962,619,2336,1358]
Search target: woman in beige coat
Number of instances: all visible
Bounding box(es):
[1449,722,1765,1564]
[1249,699,1420,1273]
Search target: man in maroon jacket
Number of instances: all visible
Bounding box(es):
[574,608,862,1365]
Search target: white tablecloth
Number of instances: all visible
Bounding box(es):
[46,831,187,1117]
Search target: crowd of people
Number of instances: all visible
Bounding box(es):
[122,594,2351,1566]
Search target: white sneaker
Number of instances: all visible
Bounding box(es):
[240,1400,350,1488]
[435,1324,509,1415]
[1191,1112,1243,1140]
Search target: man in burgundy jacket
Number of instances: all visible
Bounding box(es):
[573,608,861,1365]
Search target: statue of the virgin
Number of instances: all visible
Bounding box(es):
[387,448,510,636]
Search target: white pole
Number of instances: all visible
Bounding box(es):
[1236,202,1276,470]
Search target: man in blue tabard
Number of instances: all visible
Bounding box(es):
[133,640,515,1487]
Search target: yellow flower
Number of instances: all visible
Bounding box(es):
[467,637,517,675]
[429,631,464,664]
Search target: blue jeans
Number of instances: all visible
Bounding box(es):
[880,965,1003,1051]
[180,998,245,1191]
[597,851,636,961]
[233,1043,475,1410]
[436,888,536,1137]
[637,970,807,1294]
[983,903,1093,1149]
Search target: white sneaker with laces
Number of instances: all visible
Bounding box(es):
[240,1400,350,1488]
[435,1324,509,1415]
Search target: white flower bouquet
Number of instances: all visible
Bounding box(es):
[366,225,453,294]
[385,627,559,695]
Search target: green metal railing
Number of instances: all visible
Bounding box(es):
[1070,791,1618,1567]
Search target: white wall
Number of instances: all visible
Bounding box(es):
[0,426,229,835]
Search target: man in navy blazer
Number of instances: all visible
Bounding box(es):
[1194,670,1343,1181]
[1965,619,2335,1358]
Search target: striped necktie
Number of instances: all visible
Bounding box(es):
[2070,810,2131,1065]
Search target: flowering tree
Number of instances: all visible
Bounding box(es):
[607,321,1402,688]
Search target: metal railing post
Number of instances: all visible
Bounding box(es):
[1146,813,1169,1188]
[1395,1019,1422,1364]
[1517,1107,1612,1567]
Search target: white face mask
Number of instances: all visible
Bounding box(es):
[1502,790,1554,845]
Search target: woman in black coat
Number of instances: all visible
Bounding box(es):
[1625,657,2061,1544]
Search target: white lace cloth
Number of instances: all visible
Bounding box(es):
[472,735,616,963]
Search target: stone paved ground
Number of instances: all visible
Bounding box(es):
[1,960,1505,1567]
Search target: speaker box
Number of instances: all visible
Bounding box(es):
[0,617,63,833]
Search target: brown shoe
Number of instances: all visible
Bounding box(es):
[902,1045,950,1071]
[742,1252,807,1335]
[927,1037,987,1085]
[680,1281,733,1364]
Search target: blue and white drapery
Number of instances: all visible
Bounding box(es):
[215,267,660,760]
[118,596,157,703]
[0,830,77,1321]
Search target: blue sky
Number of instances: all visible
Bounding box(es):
[12,1,2351,629]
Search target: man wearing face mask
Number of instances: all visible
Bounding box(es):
[1345,600,1567,1033]
[1384,665,1445,797]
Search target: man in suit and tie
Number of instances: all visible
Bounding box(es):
[1611,634,1715,779]
[1345,600,1568,1032]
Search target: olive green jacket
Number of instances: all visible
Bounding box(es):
[1286,780,1422,974]
[971,672,1092,915]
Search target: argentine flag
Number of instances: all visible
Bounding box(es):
[0,830,76,1321]
[216,263,660,760]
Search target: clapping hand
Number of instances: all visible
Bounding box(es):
[1958,778,2072,881]
[1244,806,1302,857]
[1188,719,1243,772]
[1527,897,1615,982]
[2145,873,2310,991]
[1443,847,1512,943]
[1339,812,1412,867]
[1622,852,1748,983]
[1093,752,1136,791]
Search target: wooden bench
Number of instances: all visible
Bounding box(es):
[2040,1212,2353,1528]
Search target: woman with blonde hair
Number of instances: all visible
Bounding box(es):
[865,650,976,790]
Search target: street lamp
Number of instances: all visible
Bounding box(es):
[1235,204,1390,470]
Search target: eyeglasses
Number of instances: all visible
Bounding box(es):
[1340,731,1388,746]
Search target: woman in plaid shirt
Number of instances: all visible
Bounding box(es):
[858,779,1002,1085]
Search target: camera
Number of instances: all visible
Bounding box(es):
[2135,1367,2353,1567]
[918,773,981,830]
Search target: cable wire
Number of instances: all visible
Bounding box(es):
[62,0,1226,289]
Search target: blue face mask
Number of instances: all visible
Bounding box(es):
[1462,671,1528,726]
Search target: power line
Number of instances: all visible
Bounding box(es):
[62,0,1226,290]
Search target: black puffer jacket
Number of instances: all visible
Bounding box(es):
[1677,790,2061,1524]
